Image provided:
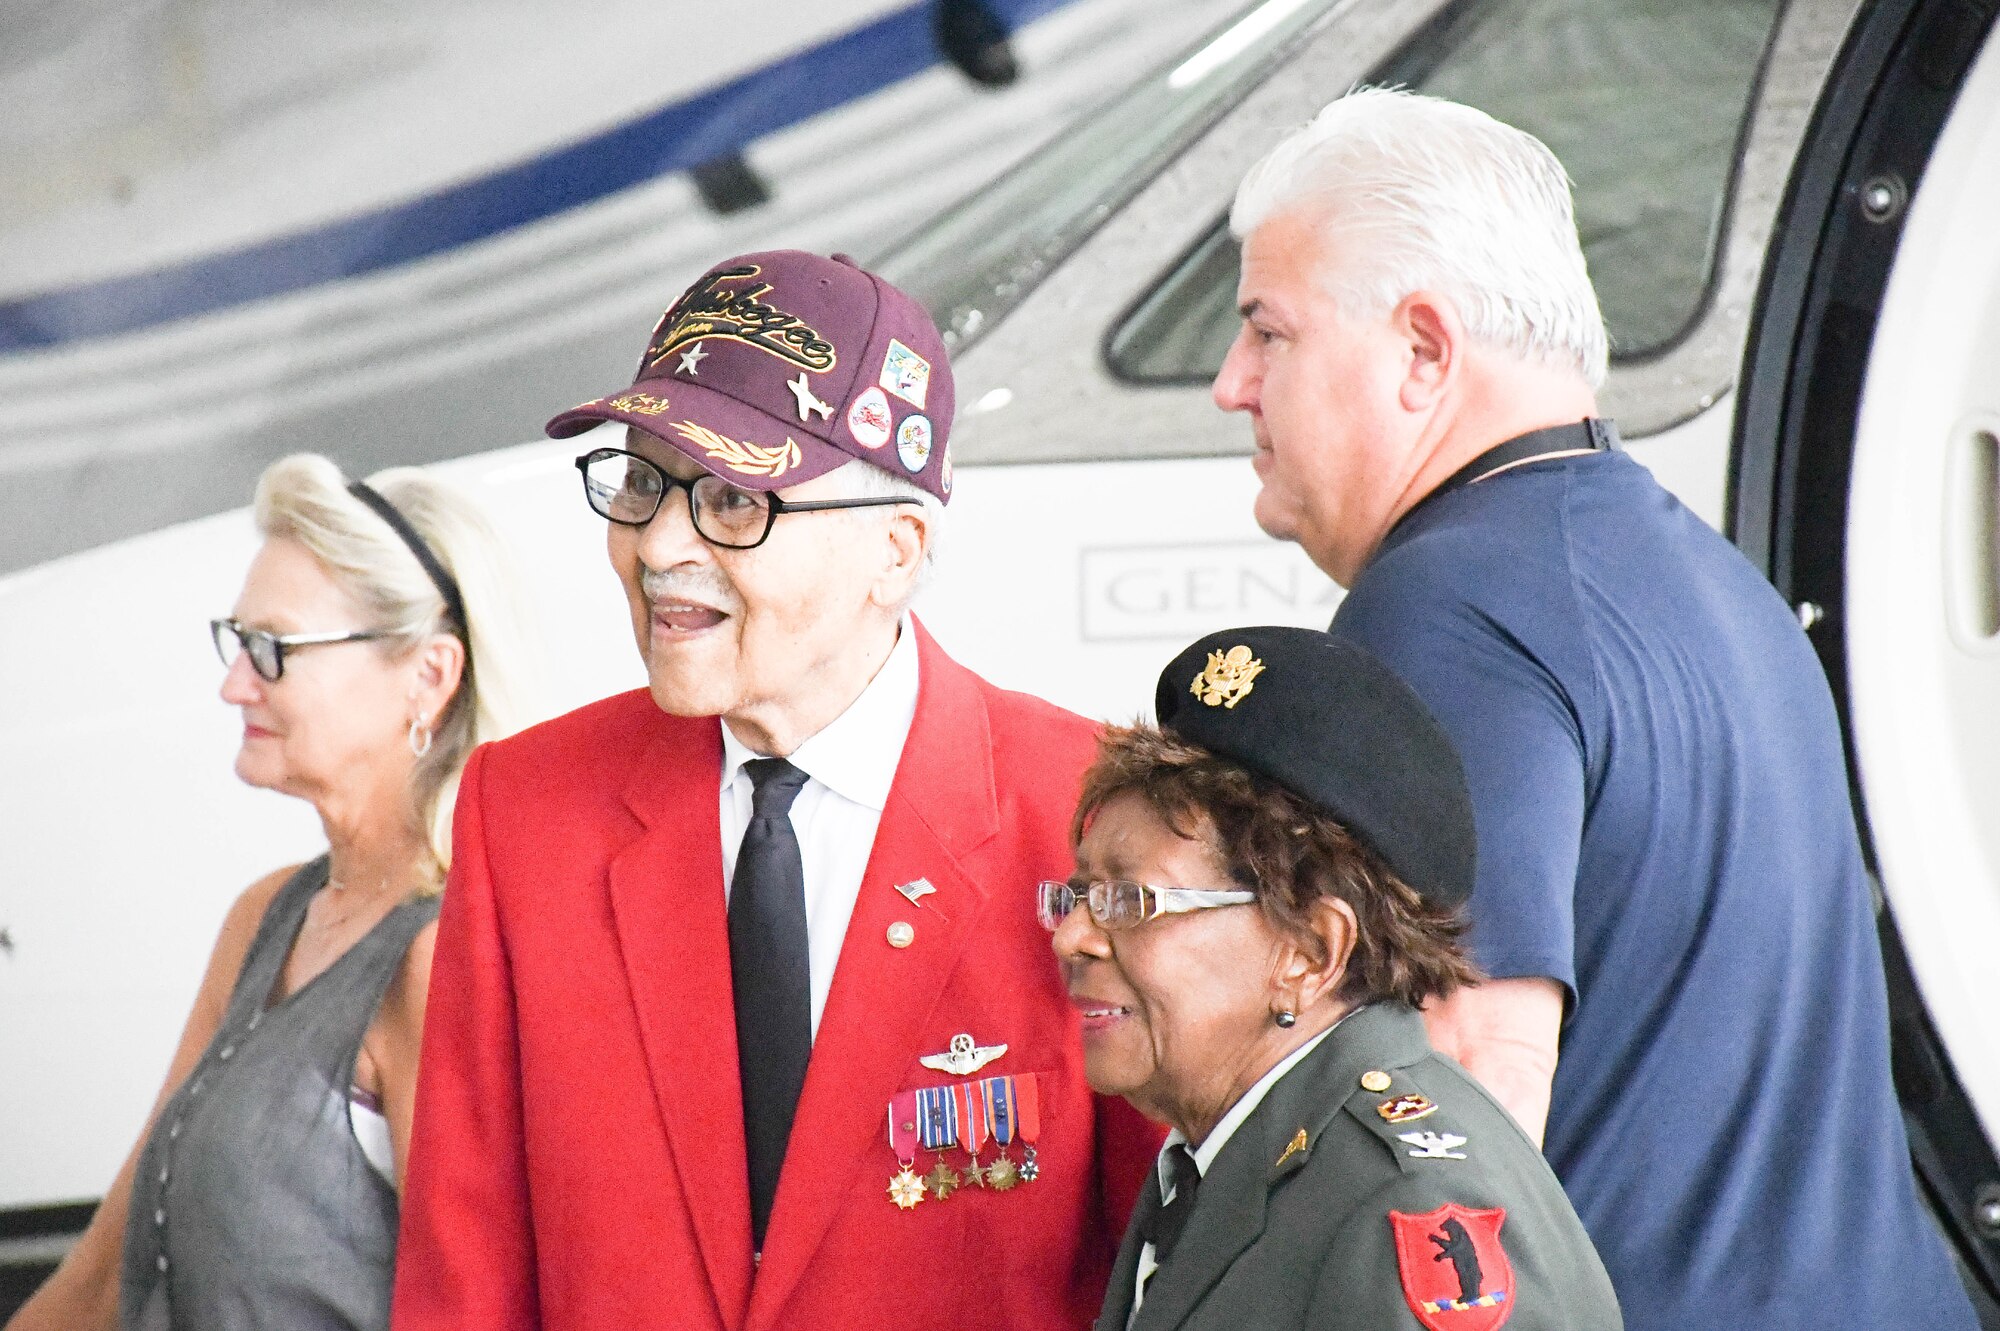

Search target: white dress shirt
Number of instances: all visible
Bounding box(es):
[1129,1023,1341,1324]
[718,621,919,1040]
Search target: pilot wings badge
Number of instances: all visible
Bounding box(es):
[920,1033,1008,1077]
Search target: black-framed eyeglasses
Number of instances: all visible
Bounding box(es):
[1036,879,1257,932]
[210,617,390,683]
[574,447,919,550]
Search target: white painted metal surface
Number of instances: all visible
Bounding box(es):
[1843,29,2000,1137]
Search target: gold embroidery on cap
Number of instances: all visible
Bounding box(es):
[669,420,802,479]
[608,392,671,416]
[645,265,837,375]
[1192,645,1265,709]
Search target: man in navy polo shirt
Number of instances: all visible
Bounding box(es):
[1209,87,1980,1329]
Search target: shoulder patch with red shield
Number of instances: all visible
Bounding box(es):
[1388,1204,1516,1330]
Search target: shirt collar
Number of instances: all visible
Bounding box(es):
[1161,1008,1360,1183]
[718,617,920,811]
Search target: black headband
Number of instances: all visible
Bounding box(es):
[346,480,467,635]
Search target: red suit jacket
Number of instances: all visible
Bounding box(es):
[393,625,1162,1329]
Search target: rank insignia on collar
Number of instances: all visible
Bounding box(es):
[1192,645,1264,709]
[1274,1127,1309,1169]
[921,1032,1007,1076]
[1378,1093,1438,1125]
[1398,1130,1468,1160]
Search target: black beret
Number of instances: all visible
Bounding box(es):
[1153,626,1477,909]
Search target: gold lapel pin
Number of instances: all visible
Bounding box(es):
[1274,1127,1309,1169]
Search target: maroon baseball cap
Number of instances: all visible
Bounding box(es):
[547,250,956,502]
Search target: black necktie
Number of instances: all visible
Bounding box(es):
[729,757,813,1251]
[1141,1144,1202,1265]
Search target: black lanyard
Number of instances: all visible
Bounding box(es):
[1426,418,1618,504]
[1384,418,1617,545]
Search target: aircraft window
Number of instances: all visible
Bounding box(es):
[1106,0,1788,383]
[873,0,1357,351]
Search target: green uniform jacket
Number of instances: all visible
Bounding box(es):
[1096,1004,1622,1331]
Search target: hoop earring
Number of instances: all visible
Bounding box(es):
[1275,1009,1297,1029]
[408,716,433,757]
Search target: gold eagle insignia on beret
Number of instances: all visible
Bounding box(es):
[1192,644,1265,709]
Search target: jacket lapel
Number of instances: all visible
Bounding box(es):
[746,626,1001,1327]
[1096,1169,1162,1331]
[1128,1150,1271,1331]
[605,714,755,1329]
[1131,1007,1432,1330]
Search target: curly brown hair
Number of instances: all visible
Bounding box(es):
[1074,723,1481,1008]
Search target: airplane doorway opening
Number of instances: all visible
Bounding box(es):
[1734,0,2000,1310]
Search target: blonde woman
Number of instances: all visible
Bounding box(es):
[7,455,535,1331]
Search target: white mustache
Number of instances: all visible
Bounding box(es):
[640,567,737,612]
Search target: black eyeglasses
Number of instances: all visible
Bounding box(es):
[210,618,390,683]
[574,447,918,550]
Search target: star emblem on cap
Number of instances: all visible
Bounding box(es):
[677,342,708,376]
[788,372,833,422]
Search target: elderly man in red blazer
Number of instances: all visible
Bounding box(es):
[392,251,1161,1331]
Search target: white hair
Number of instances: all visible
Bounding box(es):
[254,454,541,893]
[1230,87,1608,387]
[835,459,946,598]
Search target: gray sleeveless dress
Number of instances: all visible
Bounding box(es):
[120,857,441,1330]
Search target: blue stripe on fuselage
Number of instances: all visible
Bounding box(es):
[0,0,1070,352]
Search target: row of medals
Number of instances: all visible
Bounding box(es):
[890,1145,1039,1209]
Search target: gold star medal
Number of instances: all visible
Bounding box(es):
[952,1080,992,1187]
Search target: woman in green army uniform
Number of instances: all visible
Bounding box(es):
[1043,626,1620,1331]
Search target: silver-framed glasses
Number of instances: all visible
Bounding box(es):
[1036,878,1256,932]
